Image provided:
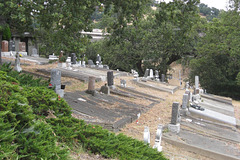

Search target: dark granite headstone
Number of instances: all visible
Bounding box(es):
[71,53,76,64]
[170,102,180,125]
[107,71,114,86]
[9,40,15,51]
[161,74,165,82]
[96,54,101,64]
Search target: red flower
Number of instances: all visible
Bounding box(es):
[92,127,95,129]
[49,84,52,86]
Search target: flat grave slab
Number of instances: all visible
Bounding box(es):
[199,97,235,117]
[132,79,179,94]
[64,91,159,132]
[164,116,240,160]
[37,67,128,83]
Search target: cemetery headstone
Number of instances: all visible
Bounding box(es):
[100,84,110,95]
[32,48,39,57]
[143,126,150,144]
[14,52,22,72]
[96,54,102,65]
[182,94,189,109]
[9,40,15,51]
[120,79,126,87]
[155,70,160,81]
[71,53,77,64]
[161,74,165,83]
[2,40,8,52]
[133,71,139,81]
[144,69,149,77]
[82,60,86,67]
[86,76,96,95]
[153,124,163,152]
[168,102,181,133]
[195,76,199,89]
[103,65,109,69]
[107,71,114,87]
[50,69,64,97]
[19,42,26,52]
[149,69,154,79]
[50,69,61,90]
[179,70,182,86]
[88,59,94,65]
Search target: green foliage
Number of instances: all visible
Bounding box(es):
[2,25,11,40]
[17,120,69,159]
[59,56,67,63]
[23,87,72,117]
[190,10,240,99]
[0,56,167,160]
[198,3,220,21]
[95,0,200,75]
[237,72,240,86]
[0,111,18,159]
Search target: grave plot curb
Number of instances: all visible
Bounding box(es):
[201,94,232,105]
[162,136,240,160]
[132,80,178,94]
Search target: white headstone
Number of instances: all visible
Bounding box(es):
[195,76,199,89]
[153,124,163,152]
[143,126,150,144]
[14,53,22,72]
[149,69,154,78]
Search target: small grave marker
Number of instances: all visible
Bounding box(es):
[143,126,150,144]
[14,52,22,72]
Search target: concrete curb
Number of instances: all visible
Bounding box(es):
[162,136,240,160]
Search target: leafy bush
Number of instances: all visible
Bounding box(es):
[0,63,167,160]
[2,25,11,41]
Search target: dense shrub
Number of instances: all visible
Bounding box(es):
[0,63,167,160]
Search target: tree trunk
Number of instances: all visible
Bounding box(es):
[136,60,144,76]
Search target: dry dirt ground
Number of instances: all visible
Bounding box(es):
[5,57,240,160]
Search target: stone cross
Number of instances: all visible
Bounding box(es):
[195,76,199,89]
[144,69,149,77]
[161,74,165,83]
[14,52,22,72]
[153,124,163,152]
[107,71,114,87]
[143,126,150,144]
